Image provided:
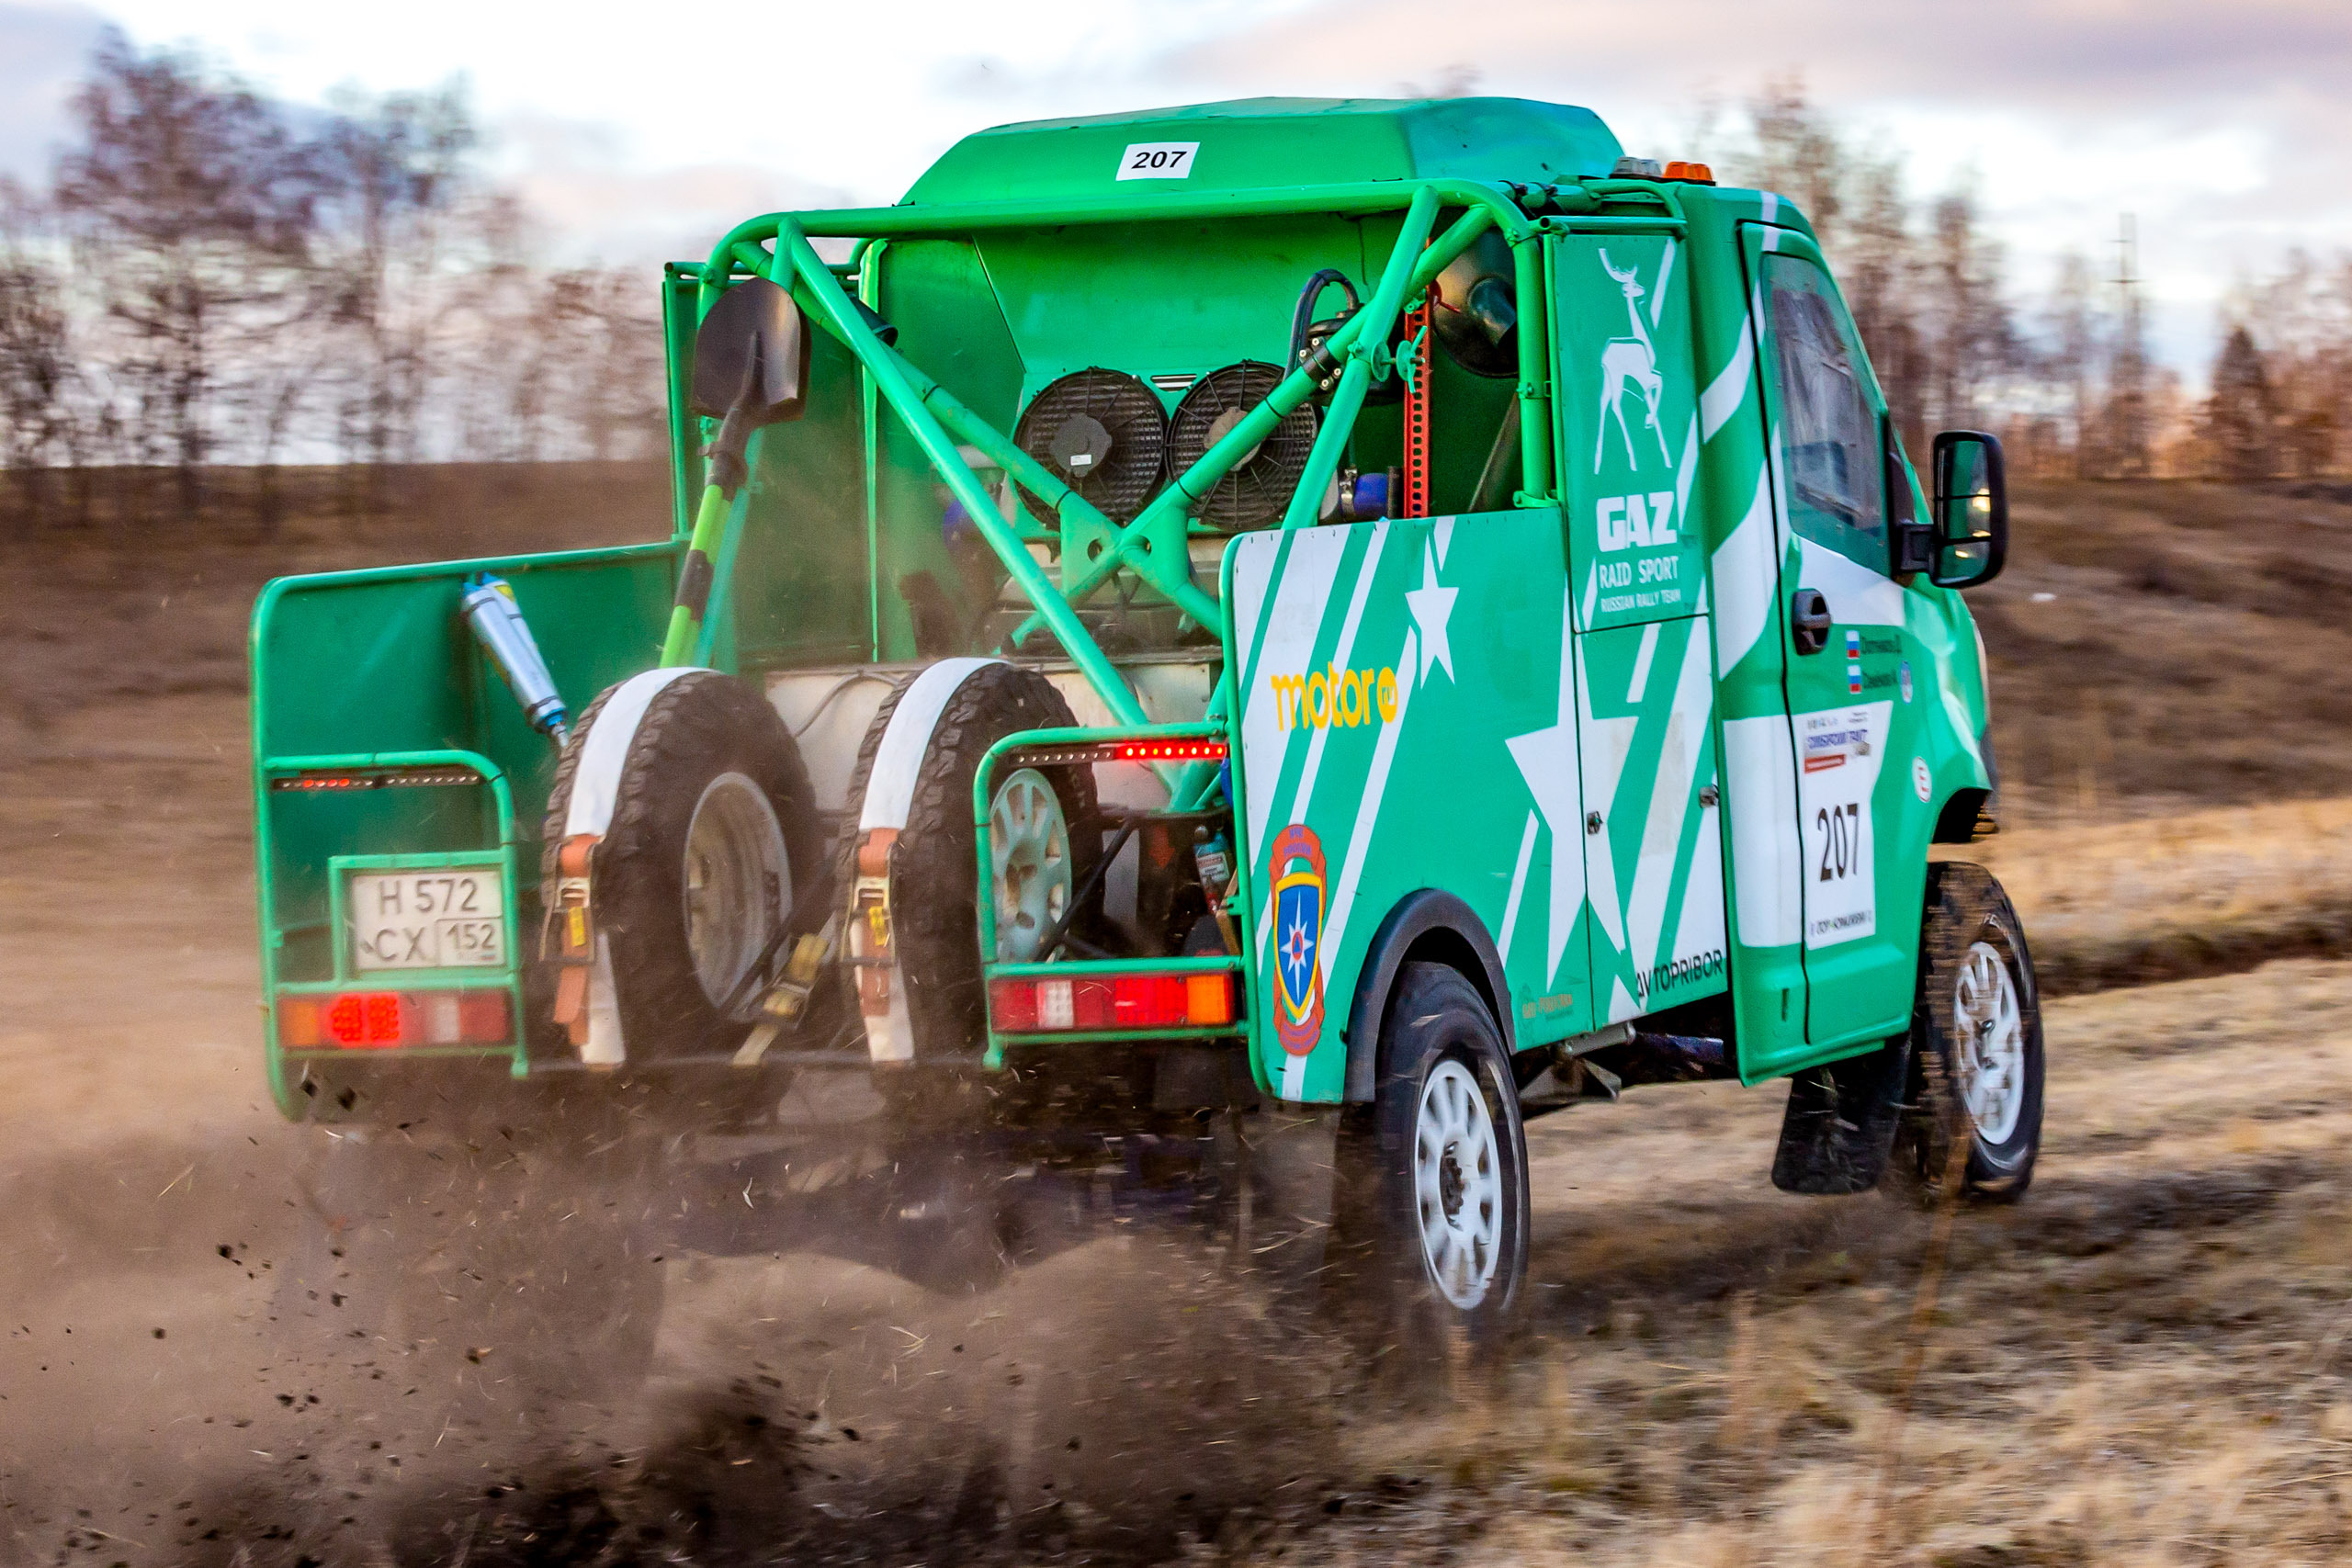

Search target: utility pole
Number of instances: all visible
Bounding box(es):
[2109,214,2152,479]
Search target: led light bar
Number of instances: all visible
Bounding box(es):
[989,970,1238,1033]
[270,768,481,793]
[277,989,512,1049]
[1007,739,1228,768]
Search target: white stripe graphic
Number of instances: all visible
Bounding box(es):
[1576,651,1627,955]
[1624,620,1660,705]
[1723,716,1803,948]
[1237,530,1350,857]
[1700,324,1753,441]
[1760,190,1780,225]
[1649,239,1676,328]
[1497,810,1539,964]
[1622,621,1714,990]
[1272,523,1389,849]
[1711,465,1777,676]
[1675,412,1700,525]
[1320,626,1418,1009]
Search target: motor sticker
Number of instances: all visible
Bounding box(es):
[1270,823,1328,1055]
[1798,704,1889,947]
[1269,663,1399,730]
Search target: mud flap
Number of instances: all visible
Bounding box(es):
[1769,1034,1911,1195]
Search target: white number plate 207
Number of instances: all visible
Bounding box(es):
[348,871,506,970]
[1115,141,1197,180]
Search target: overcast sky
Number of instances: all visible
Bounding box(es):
[7,0,2349,378]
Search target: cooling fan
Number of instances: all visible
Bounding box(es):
[1169,362,1318,530]
[1012,368,1169,527]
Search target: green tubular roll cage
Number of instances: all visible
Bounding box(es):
[644,173,1699,1076]
[662,175,1681,794]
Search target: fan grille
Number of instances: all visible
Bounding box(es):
[1012,368,1169,526]
[1169,362,1319,530]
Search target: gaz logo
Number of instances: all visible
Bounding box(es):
[1595,491,1679,552]
[1269,824,1327,1055]
[1269,663,1399,730]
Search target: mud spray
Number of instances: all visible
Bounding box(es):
[0,1072,1399,1568]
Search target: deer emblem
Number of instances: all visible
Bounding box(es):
[1594,249,1674,473]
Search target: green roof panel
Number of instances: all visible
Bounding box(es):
[903,97,1624,208]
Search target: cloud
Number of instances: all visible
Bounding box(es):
[1147,0,2352,366]
[0,2,108,186]
[488,112,855,268]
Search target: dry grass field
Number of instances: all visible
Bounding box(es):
[2,472,2350,1566]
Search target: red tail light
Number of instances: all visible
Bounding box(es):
[988,971,1238,1033]
[277,989,511,1049]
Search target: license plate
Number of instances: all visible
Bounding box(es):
[347,870,506,970]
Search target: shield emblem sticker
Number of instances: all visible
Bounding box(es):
[1268,823,1328,1055]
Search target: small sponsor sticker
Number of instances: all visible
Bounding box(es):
[1898,660,1914,704]
[1912,757,1933,803]
[1802,708,1873,773]
[1848,661,1864,694]
[1844,629,1861,660]
[1269,824,1328,1055]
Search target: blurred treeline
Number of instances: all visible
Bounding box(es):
[0,28,664,530]
[1710,79,2352,485]
[4,43,2348,537]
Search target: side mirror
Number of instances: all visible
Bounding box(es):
[1886,421,1933,576]
[1929,430,2007,589]
[691,276,811,496]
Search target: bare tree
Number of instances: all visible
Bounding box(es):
[2203,322,2278,481]
[314,83,478,480]
[51,28,319,517]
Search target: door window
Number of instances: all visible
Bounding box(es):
[1762,255,1883,568]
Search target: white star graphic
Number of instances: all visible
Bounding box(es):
[1403,539,1457,684]
[1504,584,1589,985]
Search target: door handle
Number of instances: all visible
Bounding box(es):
[1790,589,1832,655]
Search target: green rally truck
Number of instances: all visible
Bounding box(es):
[250,96,2041,1337]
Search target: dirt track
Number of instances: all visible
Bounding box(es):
[6,675,2352,1566]
[7,477,2352,1565]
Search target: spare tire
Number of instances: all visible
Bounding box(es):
[544,671,819,1057]
[842,663,1100,1058]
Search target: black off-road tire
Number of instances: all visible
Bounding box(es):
[1330,963,1532,1358]
[1889,861,2044,1204]
[847,662,1099,1060]
[543,671,819,1059]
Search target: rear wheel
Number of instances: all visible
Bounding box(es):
[1892,862,2044,1202]
[1332,963,1530,1353]
[544,671,819,1058]
[864,663,1100,1058]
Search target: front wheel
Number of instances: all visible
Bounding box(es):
[1332,963,1531,1349]
[1893,862,2045,1202]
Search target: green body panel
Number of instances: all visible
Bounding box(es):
[906,98,1621,209]
[249,546,676,1111]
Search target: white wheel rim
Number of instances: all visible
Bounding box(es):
[1413,1057,1505,1310]
[989,767,1072,962]
[682,772,790,1005]
[1953,939,2026,1146]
